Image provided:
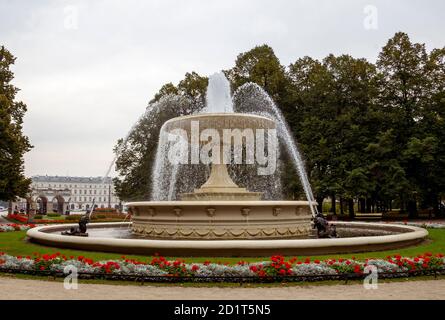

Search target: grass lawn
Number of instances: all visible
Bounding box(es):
[0,228,444,264]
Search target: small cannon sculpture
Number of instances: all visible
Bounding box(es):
[61,215,89,237]
[312,213,338,238]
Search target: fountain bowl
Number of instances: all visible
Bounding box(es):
[26,221,428,257]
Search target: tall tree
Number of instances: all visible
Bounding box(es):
[376,32,433,216]
[0,46,32,201]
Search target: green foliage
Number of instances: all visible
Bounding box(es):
[0,46,32,201]
[227,44,288,102]
[65,215,81,221]
[46,213,61,218]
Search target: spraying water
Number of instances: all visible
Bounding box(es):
[204,72,234,113]
[149,72,318,216]
[233,83,317,216]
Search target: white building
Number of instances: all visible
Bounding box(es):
[14,175,121,214]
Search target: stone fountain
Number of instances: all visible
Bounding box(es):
[127,72,314,240]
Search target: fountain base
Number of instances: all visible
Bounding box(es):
[128,200,313,240]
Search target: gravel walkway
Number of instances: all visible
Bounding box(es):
[0,277,444,300]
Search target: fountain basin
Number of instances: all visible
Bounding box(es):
[127,200,313,240]
[27,221,428,257]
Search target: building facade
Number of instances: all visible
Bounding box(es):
[14,176,121,214]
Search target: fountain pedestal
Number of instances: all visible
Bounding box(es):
[180,163,263,201]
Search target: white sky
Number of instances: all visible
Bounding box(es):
[1,0,444,177]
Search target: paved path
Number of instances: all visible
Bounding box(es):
[0,212,9,223]
[0,277,444,300]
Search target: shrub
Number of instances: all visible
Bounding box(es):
[91,214,107,220]
[34,215,43,219]
[94,208,117,214]
[65,215,81,221]
[47,213,61,217]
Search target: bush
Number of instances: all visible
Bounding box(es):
[91,214,107,220]
[65,215,81,221]
[94,208,118,214]
[34,215,43,219]
[47,213,61,217]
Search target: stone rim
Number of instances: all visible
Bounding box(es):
[26,221,429,257]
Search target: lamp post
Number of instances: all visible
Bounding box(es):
[108,184,111,209]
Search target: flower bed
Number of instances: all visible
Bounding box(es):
[6,214,29,223]
[6,213,125,225]
[0,224,36,233]
[0,252,443,282]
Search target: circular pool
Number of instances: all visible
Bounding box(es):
[26,221,428,257]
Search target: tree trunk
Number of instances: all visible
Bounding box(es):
[348,199,355,219]
[359,198,366,213]
[331,195,336,215]
[400,198,406,214]
[432,195,439,217]
[366,198,372,213]
[340,197,344,215]
[407,200,418,218]
[316,195,324,214]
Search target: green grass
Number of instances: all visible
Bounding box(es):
[0,229,444,263]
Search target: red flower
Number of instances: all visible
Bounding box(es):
[191,265,199,272]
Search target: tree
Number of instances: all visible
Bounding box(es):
[287,54,380,216]
[0,46,32,201]
[151,83,178,103]
[376,32,437,216]
[227,44,288,102]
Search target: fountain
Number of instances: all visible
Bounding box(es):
[129,72,314,240]
[26,72,428,256]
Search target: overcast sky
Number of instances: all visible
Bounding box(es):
[1,0,444,178]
